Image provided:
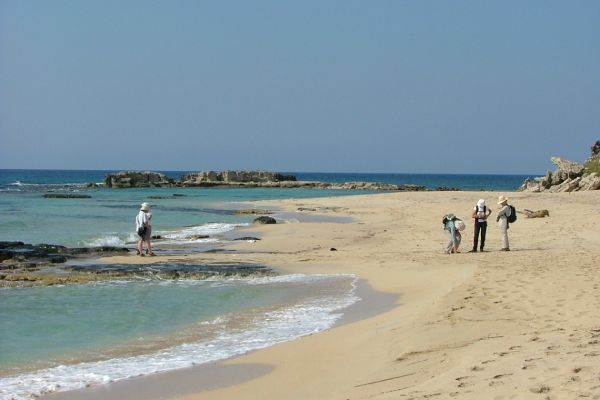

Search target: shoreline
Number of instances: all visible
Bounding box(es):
[42,280,397,400]
[19,189,600,399]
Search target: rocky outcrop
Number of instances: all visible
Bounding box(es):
[519,141,600,192]
[103,171,175,188]
[103,170,426,191]
[180,171,296,186]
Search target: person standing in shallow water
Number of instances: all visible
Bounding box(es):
[496,195,511,251]
[469,199,492,252]
[136,202,155,256]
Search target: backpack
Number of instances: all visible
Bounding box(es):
[507,205,517,223]
[475,205,487,219]
[442,214,456,225]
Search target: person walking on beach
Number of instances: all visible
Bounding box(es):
[136,202,155,256]
[496,195,511,251]
[443,214,464,254]
[469,199,492,252]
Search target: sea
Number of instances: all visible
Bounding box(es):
[0,169,533,400]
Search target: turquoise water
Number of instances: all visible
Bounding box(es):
[0,171,372,247]
[0,274,358,399]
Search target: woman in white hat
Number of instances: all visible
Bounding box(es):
[496,195,510,251]
[469,199,492,252]
[136,202,155,256]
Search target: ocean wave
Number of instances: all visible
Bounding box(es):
[80,235,128,248]
[0,275,359,400]
[78,223,247,248]
[159,223,246,243]
[9,181,88,188]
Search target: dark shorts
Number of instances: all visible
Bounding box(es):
[139,226,152,241]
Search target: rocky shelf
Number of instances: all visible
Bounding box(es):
[0,241,274,287]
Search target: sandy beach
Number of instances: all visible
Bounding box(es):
[48,189,600,400]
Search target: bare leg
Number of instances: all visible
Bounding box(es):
[146,240,153,255]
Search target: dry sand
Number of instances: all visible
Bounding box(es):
[49,190,600,400]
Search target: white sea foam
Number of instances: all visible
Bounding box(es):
[158,223,246,244]
[79,223,246,248]
[0,274,359,400]
[81,235,128,247]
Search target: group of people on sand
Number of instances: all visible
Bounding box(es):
[134,195,514,258]
[443,195,513,254]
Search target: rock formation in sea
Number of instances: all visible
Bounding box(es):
[103,170,427,191]
[518,140,600,192]
[103,171,176,188]
[179,170,296,186]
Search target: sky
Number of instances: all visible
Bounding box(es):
[0,1,599,174]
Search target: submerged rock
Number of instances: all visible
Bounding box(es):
[0,241,129,268]
[253,216,277,224]
[234,209,273,215]
[43,193,92,199]
[66,262,274,281]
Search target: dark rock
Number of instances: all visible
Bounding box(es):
[43,194,92,199]
[233,237,261,241]
[0,242,129,270]
[253,216,277,224]
[592,140,600,158]
[103,171,175,188]
[434,187,461,191]
[48,255,69,263]
[234,209,273,215]
[187,235,210,240]
[273,173,297,181]
[330,247,337,251]
[0,241,26,248]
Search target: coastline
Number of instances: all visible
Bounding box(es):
[39,189,600,399]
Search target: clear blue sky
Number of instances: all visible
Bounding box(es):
[1,1,598,174]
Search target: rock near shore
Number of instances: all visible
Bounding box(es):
[103,171,176,188]
[519,140,600,192]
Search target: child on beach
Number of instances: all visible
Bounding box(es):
[443,214,465,254]
[136,202,155,256]
[469,199,492,252]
